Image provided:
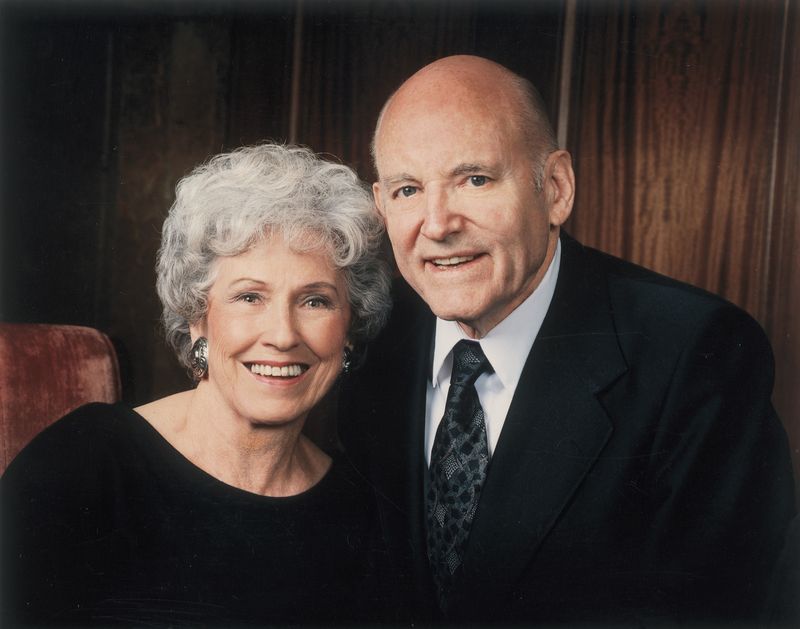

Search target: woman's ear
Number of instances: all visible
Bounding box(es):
[341,342,356,374]
[189,319,208,343]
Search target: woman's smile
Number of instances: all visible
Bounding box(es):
[247,362,308,378]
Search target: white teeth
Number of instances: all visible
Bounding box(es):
[432,255,476,266]
[250,364,304,377]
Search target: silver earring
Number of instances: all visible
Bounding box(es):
[342,347,353,375]
[189,337,209,381]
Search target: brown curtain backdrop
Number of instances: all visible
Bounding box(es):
[566,0,799,480]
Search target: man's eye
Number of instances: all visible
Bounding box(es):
[469,175,487,187]
[398,186,417,198]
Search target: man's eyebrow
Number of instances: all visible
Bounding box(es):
[381,173,418,186]
[383,163,496,186]
[450,163,493,177]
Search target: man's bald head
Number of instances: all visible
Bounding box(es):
[372,55,558,190]
[369,54,575,338]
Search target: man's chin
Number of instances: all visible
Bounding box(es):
[426,298,476,322]
[428,303,484,332]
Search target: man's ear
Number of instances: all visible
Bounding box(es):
[372,182,387,219]
[544,149,575,227]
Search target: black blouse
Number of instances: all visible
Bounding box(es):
[1,403,397,626]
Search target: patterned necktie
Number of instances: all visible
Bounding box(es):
[426,339,493,608]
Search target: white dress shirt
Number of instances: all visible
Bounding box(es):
[425,240,561,464]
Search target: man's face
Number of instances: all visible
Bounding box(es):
[373,93,568,338]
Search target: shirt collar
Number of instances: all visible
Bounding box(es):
[431,238,561,389]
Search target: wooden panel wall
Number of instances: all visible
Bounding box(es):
[567,0,799,475]
[0,14,113,325]
[295,0,564,181]
[226,5,296,146]
[110,19,234,401]
[767,0,800,479]
[295,1,477,178]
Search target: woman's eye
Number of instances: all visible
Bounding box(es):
[469,175,487,187]
[305,296,332,309]
[237,293,261,304]
[397,186,417,198]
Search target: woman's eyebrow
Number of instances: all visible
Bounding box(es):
[302,281,341,294]
[229,277,267,287]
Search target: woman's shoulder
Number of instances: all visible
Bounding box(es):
[134,390,191,433]
[22,401,144,446]
[2,402,152,484]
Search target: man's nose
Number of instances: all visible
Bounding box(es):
[261,303,300,351]
[420,185,462,241]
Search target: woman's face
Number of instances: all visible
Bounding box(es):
[191,234,351,427]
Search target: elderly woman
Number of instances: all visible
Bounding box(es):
[1,144,394,626]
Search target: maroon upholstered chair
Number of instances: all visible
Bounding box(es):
[0,323,121,473]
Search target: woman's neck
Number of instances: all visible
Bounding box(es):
[136,388,331,497]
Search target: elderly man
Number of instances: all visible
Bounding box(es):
[340,55,795,625]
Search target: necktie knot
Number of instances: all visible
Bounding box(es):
[451,340,492,389]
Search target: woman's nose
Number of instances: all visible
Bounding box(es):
[260,304,300,350]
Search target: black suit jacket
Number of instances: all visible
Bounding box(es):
[340,233,796,625]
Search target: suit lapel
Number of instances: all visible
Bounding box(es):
[394,292,437,610]
[402,313,433,573]
[361,282,435,605]
[455,234,627,604]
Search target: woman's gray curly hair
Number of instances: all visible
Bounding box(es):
[156,143,392,371]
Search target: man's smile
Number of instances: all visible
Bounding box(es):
[425,252,486,271]
[431,254,476,267]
